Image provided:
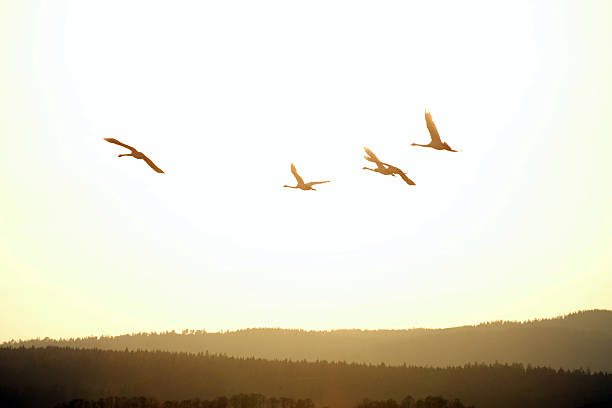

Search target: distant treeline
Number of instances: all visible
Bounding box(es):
[1,347,611,408]
[50,394,474,408]
[5,310,612,372]
[52,395,315,408]
[357,396,472,408]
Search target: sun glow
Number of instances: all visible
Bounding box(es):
[1,0,611,341]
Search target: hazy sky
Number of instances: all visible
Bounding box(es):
[1,1,611,342]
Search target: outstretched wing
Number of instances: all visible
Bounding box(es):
[142,154,165,173]
[364,147,382,163]
[425,110,442,144]
[384,163,416,185]
[104,138,137,152]
[442,142,458,152]
[396,171,415,185]
[364,155,387,169]
[291,163,304,185]
[307,181,331,186]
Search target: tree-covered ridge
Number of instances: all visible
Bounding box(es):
[1,347,611,408]
[6,310,611,372]
[49,394,474,408]
[472,310,612,332]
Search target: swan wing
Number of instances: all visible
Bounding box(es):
[104,138,137,152]
[291,163,304,185]
[364,147,382,163]
[397,171,415,185]
[365,156,387,169]
[142,154,165,173]
[425,110,442,144]
[382,163,416,185]
[306,181,331,187]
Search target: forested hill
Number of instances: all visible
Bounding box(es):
[1,347,611,408]
[5,310,612,372]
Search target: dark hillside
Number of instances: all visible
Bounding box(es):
[1,347,611,408]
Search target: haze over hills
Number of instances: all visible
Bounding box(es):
[6,310,612,372]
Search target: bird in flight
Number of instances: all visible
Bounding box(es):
[363,147,415,185]
[283,163,330,191]
[412,109,458,152]
[103,138,164,173]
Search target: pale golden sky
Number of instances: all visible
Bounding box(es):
[1,1,611,342]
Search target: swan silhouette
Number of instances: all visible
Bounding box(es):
[283,163,330,191]
[412,110,458,152]
[363,147,415,185]
[104,138,164,173]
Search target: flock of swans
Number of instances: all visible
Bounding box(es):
[104,109,457,188]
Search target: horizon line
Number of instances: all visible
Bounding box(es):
[4,309,609,344]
